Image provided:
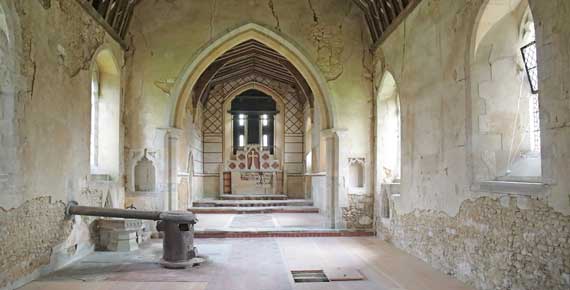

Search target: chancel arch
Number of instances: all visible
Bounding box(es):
[167,23,340,226]
[468,0,541,183]
[170,23,334,130]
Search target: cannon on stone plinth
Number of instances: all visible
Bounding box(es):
[65,201,201,269]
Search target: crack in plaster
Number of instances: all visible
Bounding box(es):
[209,0,217,40]
[267,0,281,32]
[307,0,319,23]
[29,61,37,99]
[400,20,407,80]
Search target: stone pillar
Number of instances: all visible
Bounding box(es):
[322,128,347,229]
[164,128,182,211]
[283,170,288,195]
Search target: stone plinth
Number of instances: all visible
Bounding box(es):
[97,219,144,252]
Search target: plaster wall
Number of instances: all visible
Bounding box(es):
[374,0,570,289]
[0,1,125,288]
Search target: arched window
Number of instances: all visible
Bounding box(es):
[304,114,313,173]
[90,49,121,177]
[376,71,401,184]
[471,2,541,181]
[90,64,100,169]
[229,90,277,154]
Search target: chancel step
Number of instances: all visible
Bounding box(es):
[195,229,375,239]
[192,199,313,208]
[189,206,319,214]
[219,194,288,200]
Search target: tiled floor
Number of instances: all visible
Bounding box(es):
[195,213,329,231]
[20,237,475,290]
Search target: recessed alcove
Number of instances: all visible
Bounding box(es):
[348,158,365,189]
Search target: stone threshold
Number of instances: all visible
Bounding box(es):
[189,206,319,214]
[195,229,375,239]
[192,199,314,207]
[219,194,288,200]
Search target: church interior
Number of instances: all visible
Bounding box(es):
[0,0,569,289]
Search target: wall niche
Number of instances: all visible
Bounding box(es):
[134,149,156,192]
[348,158,365,188]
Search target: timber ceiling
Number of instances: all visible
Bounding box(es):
[80,0,138,39]
[192,40,314,108]
[352,0,422,44]
[80,0,421,47]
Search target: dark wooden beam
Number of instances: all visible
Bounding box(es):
[352,0,424,48]
[76,0,138,44]
[373,0,423,48]
[75,0,127,48]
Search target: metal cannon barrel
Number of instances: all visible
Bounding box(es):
[65,201,200,269]
[65,201,197,223]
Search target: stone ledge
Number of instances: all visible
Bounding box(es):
[305,172,327,176]
[89,174,113,182]
[477,180,549,195]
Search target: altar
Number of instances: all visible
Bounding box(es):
[223,145,283,195]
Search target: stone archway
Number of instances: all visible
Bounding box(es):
[169,23,335,131]
[167,23,342,227]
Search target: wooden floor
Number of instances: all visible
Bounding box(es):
[20,237,474,290]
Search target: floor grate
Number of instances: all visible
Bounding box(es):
[291,270,330,283]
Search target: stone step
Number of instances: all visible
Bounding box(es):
[194,229,375,238]
[188,205,319,214]
[219,194,288,200]
[192,199,313,208]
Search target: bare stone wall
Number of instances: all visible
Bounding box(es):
[343,193,374,229]
[380,196,570,290]
[0,197,72,289]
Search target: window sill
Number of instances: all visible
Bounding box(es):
[381,183,401,196]
[476,180,549,195]
[89,174,113,182]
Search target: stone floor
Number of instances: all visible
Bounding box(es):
[20,237,474,290]
[195,213,329,231]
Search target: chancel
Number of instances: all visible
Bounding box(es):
[223,90,283,195]
[1,1,569,290]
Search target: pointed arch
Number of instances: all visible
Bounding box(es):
[220,82,287,164]
[90,46,121,177]
[170,23,335,130]
[375,70,402,185]
[466,0,542,181]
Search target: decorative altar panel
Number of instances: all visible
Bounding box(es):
[224,145,283,194]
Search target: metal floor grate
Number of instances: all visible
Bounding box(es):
[291,270,330,283]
